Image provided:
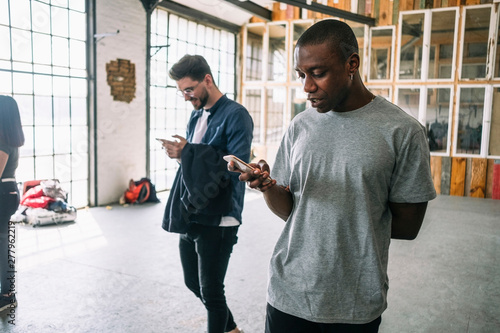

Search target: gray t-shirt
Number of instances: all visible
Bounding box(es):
[268,96,436,324]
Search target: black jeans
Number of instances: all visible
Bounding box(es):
[179,223,239,333]
[266,303,382,333]
[0,182,20,294]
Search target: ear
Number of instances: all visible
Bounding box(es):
[347,53,360,76]
[203,73,213,86]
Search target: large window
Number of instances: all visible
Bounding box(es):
[0,0,88,208]
[149,9,237,191]
[460,6,492,80]
[368,27,394,81]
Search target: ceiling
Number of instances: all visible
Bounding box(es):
[171,0,274,26]
[141,0,375,30]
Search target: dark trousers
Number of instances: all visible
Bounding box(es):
[179,223,239,333]
[265,303,382,333]
[0,182,20,294]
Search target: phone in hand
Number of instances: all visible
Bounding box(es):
[223,155,272,184]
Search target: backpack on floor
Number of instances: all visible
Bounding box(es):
[124,178,159,204]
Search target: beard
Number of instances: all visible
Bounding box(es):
[190,88,209,110]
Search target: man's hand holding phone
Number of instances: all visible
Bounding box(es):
[224,155,276,191]
[157,135,187,159]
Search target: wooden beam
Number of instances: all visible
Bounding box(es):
[431,156,442,194]
[441,156,451,195]
[486,159,495,198]
[450,157,466,196]
[469,158,487,198]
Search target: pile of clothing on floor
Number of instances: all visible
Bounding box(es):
[11,179,77,227]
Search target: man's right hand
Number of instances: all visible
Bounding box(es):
[227,159,276,192]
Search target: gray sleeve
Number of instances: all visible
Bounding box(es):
[389,126,437,203]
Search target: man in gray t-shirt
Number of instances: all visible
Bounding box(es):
[229,20,436,333]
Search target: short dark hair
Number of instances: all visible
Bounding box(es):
[296,19,359,63]
[0,95,25,147]
[169,54,214,82]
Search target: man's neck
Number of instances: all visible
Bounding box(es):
[204,90,223,110]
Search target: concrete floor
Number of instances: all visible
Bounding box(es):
[1,192,499,333]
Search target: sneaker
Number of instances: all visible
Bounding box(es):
[0,294,17,312]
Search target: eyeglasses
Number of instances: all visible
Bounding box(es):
[176,81,201,98]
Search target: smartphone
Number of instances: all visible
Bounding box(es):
[223,155,272,184]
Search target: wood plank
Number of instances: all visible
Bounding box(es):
[431,156,442,194]
[470,158,487,198]
[465,0,480,4]
[374,0,381,23]
[464,158,472,197]
[379,0,392,26]
[392,0,400,25]
[493,160,500,200]
[450,157,466,196]
[486,159,494,198]
[441,157,451,195]
[399,0,413,12]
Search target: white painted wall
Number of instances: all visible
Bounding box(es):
[94,0,147,205]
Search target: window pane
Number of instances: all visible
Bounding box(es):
[34,126,54,155]
[16,94,34,126]
[489,87,500,156]
[397,88,420,119]
[245,25,265,81]
[0,0,8,25]
[54,96,70,125]
[244,89,262,143]
[31,1,51,34]
[70,40,86,69]
[0,26,11,60]
[461,7,490,79]
[33,32,52,64]
[54,154,72,182]
[266,88,285,144]
[426,87,451,153]
[11,28,32,63]
[456,87,484,155]
[10,0,31,29]
[370,28,393,80]
[71,180,88,208]
[0,71,12,94]
[53,36,69,67]
[71,97,87,125]
[35,156,54,180]
[350,21,366,78]
[54,127,71,154]
[291,21,312,82]
[291,87,307,119]
[34,95,53,126]
[399,13,424,80]
[20,126,34,156]
[69,10,86,40]
[34,74,53,96]
[13,72,33,94]
[17,156,35,181]
[369,87,391,100]
[268,24,287,82]
[428,10,456,79]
